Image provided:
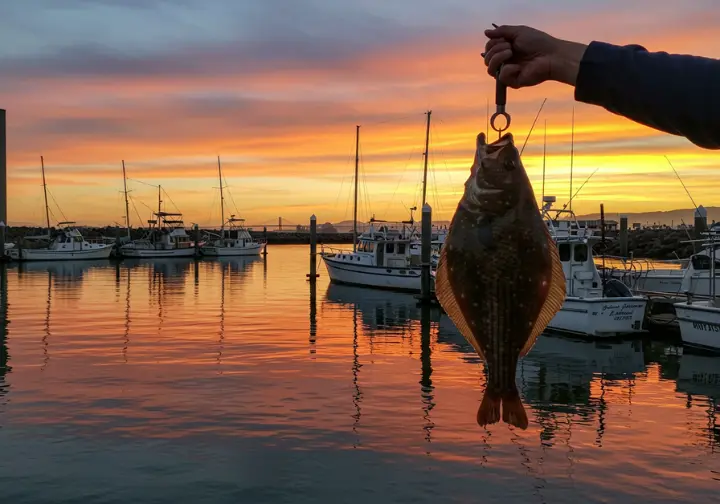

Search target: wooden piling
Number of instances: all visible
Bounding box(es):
[194,224,200,259]
[307,214,318,281]
[0,109,6,257]
[420,203,432,302]
[619,215,628,258]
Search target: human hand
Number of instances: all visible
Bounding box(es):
[483,25,588,88]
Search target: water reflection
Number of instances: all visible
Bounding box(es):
[0,249,719,503]
[0,266,9,400]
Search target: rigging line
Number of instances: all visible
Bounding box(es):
[223,177,242,216]
[361,112,420,128]
[382,147,417,218]
[46,188,68,223]
[359,142,372,221]
[161,187,182,214]
[519,98,548,156]
[432,121,454,188]
[127,177,159,188]
[129,196,144,228]
[334,135,356,211]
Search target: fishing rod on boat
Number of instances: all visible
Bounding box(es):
[520,98,547,156]
[555,167,600,219]
[666,156,700,213]
[666,156,700,253]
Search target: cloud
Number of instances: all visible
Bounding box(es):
[2,0,720,225]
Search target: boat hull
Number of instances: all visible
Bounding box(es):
[120,247,196,258]
[20,245,113,261]
[675,301,720,352]
[322,254,422,292]
[547,296,648,338]
[202,244,263,257]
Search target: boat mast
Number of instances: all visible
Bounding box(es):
[569,106,575,212]
[122,160,131,239]
[157,185,162,228]
[40,155,51,235]
[421,110,432,207]
[353,125,360,252]
[217,156,225,233]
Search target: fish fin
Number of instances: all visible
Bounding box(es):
[501,388,529,430]
[519,226,567,358]
[436,249,485,360]
[477,391,501,427]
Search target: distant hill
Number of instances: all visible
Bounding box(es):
[575,207,720,227]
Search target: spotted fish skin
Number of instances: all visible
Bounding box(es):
[435,131,565,430]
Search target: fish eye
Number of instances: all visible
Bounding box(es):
[504,159,517,171]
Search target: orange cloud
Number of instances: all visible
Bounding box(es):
[3,14,720,226]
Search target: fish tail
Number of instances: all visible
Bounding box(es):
[476,391,501,427]
[501,388,529,430]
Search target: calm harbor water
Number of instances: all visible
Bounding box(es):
[0,245,718,503]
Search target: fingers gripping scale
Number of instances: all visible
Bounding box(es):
[490,66,510,138]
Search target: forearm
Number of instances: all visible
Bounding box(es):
[572,41,720,149]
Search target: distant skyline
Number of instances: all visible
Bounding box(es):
[2,1,720,227]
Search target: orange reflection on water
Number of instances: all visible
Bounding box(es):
[0,245,719,501]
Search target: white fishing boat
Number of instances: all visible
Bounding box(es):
[675,233,720,353]
[321,113,436,292]
[539,197,648,337]
[120,212,195,258]
[201,156,265,257]
[322,219,423,291]
[202,218,264,256]
[20,224,113,261]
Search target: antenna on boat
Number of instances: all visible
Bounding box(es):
[353,125,360,252]
[421,110,432,207]
[40,155,51,235]
[569,106,575,212]
[122,160,131,240]
[519,97,546,156]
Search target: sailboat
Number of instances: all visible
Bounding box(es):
[19,156,114,261]
[320,112,436,291]
[118,167,194,258]
[201,156,264,257]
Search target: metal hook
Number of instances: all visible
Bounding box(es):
[490,66,510,138]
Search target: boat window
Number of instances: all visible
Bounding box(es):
[574,244,588,262]
[398,244,406,254]
[386,243,395,254]
[691,255,720,271]
[559,243,571,262]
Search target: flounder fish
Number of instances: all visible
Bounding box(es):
[435,131,566,429]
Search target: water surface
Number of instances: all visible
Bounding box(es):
[0,245,718,503]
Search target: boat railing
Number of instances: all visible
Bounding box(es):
[320,244,355,257]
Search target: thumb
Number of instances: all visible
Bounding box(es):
[498,63,522,88]
[484,24,520,40]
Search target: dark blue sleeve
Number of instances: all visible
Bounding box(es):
[575,41,720,149]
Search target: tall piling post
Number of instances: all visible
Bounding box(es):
[0,109,6,257]
[619,215,629,258]
[420,203,432,302]
[194,224,200,259]
[308,214,318,281]
[262,226,268,256]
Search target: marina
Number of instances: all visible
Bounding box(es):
[1,247,719,503]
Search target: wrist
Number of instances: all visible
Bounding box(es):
[550,39,588,86]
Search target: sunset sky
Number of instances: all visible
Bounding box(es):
[2,0,720,227]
